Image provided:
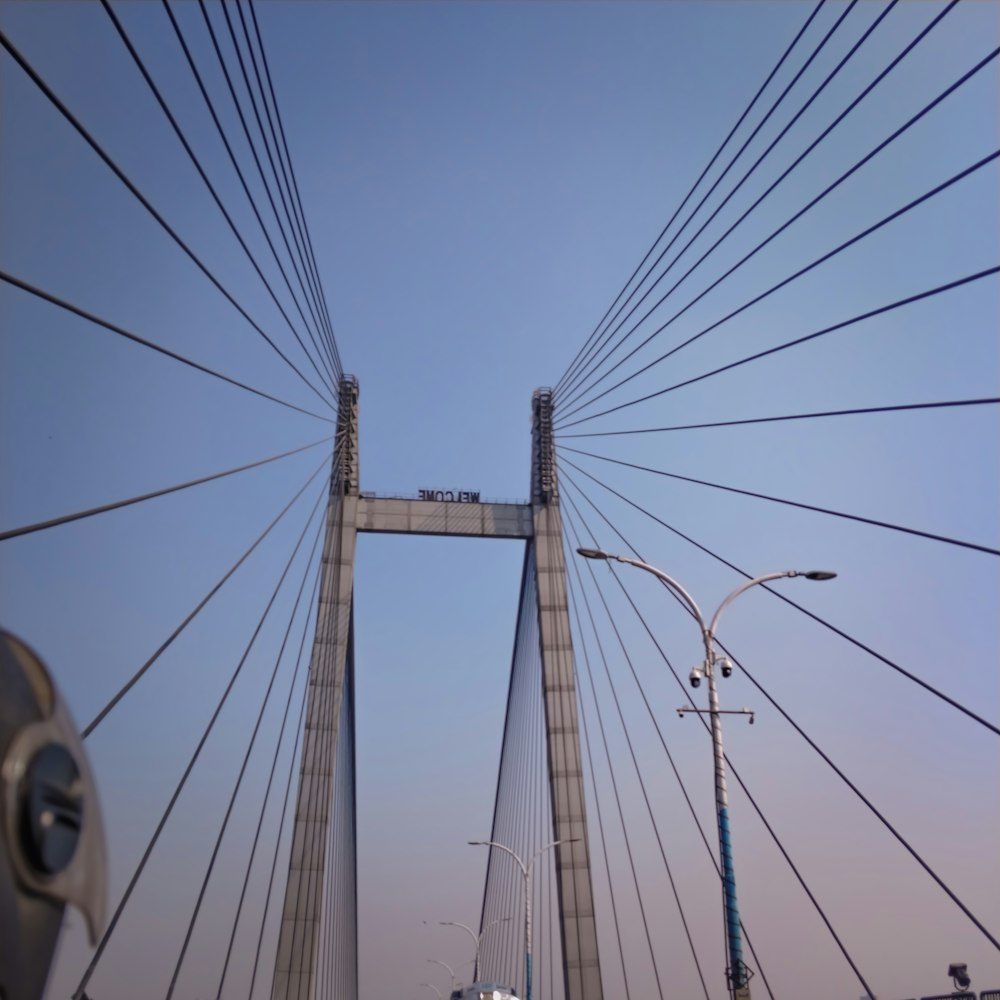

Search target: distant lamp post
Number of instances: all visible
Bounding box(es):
[468,838,575,1000]
[427,959,459,993]
[577,547,836,999]
[440,917,510,981]
[420,984,444,1000]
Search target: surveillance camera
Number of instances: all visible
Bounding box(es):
[689,666,703,689]
[719,656,733,678]
[948,963,971,989]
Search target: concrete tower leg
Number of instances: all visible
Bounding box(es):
[272,378,359,1000]
[531,389,603,1000]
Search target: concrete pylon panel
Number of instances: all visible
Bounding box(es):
[272,379,359,1000]
[532,389,603,1000]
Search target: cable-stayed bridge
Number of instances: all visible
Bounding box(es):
[0,2,997,999]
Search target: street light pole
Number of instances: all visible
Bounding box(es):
[440,917,510,982]
[420,984,444,1000]
[577,548,835,999]
[427,958,458,995]
[468,839,572,1000]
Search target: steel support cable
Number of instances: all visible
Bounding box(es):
[559,467,866,999]
[71,479,327,999]
[229,0,324,326]
[559,67,994,421]
[215,563,321,997]
[721,631,1000,953]
[98,0,338,397]
[159,0,339,383]
[556,0,867,409]
[0,434,331,544]
[213,0,338,378]
[560,478,781,1000]
[559,26,992,423]
[557,267,1000,431]
[560,454,1000,738]
[497,582,533,986]
[247,628,313,1000]
[560,4,984,417]
[556,145,1000,431]
[234,0,342,378]
[162,0,339,386]
[552,0,828,400]
[498,561,532,978]
[565,0,916,414]
[0,271,333,424]
[564,577,634,1000]
[477,551,527,965]
[79,452,331,738]
[0,31,334,412]
[193,0,343,382]
[565,501,765,1000]
[217,0,314,312]
[563,445,1000,558]
[164,510,324,998]
[559,488,717,866]
[556,397,1000,438]
[562,509,708,1000]
[555,462,1000,952]
[245,0,344,378]
[490,551,535,982]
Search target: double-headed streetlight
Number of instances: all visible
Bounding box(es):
[439,917,510,982]
[577,547,835,1000]
[468,839,574,1000]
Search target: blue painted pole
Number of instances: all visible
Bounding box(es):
[706,644,748,997]
[718,805,745,989]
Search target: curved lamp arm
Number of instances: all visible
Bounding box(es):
[576,549,706,628]
[708,569,837,637]
[468,839,528,878]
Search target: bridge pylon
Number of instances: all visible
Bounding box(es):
[272,376,359,1000]
[528,388,603,1000]
[271,379,603,999]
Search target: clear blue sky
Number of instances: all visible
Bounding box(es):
[1,2,997,999]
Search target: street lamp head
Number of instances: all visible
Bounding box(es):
[576,547,610,560]
[802,570,837,581]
